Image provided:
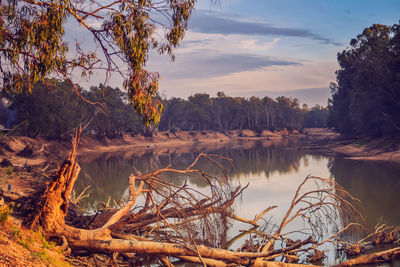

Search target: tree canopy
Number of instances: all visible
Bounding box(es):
[8,80,89,139]
[328,23,400,137]
[0,0,196,125]
[0,0,331,139]
[3,84,328,139]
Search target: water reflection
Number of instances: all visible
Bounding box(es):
[329,157,400,227]
[75,140,400,231]
[75,140,307,209]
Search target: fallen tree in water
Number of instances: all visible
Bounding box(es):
[23,130,400,266]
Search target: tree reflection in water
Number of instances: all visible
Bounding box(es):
[75,140,400,231]
[329,157,400,227]
[75,140,307,210]
[72,141,400,265]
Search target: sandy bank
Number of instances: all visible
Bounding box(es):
[329,140,400,162]
[0,129,303,166]
[79,129,302,156]
[1,128,400,166]
[290,128,400,163]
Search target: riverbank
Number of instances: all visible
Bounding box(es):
[0,129,313,206]
[0,129,308,167]
[328,136,400,162]
[0,128,336,197]
[296,129,400,162]
[1,128,400,167]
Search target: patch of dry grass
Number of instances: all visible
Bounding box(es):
[0,221,70,266]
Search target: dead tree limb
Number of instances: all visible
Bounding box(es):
[333,246,400,267]
[251,175,365,266]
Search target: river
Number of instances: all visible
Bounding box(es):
[75,139,400,265]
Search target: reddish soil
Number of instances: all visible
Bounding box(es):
[0,220,70,266]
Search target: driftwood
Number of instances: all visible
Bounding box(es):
[334,247,400,266]
[25,129,400,266]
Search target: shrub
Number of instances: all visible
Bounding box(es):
[6,165,13,175]
[0,204,9,224]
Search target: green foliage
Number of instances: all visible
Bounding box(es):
[7,80,90,139]
[10,226,21,239]
[85,85,146,138]
[302,105,329,128]
[6,81,322,138]
[5,165,13,176]
[328,23,400,137]
[19,238,31,250]
[38,232,55,249]
[1,1,324,133]
[30,251,47,260]
[0,0,68,93]
[0,0,196,125]
[31,250,70,266]
[0,204,9,224]
[6,81,152,139]
[11,226,33,250]
[159,93,308,131]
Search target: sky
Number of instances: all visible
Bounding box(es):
[146,0,400,106]
[72,0,400,107]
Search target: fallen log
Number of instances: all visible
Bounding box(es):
[333,247,400,267]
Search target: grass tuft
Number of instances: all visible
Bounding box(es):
[5,166,14,176]
[37,232,55,249]
[0,205,9,225]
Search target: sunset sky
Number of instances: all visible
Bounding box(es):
[71,0,400,106]
[148,0,399,106]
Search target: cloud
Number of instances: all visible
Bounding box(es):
[158,61,338,102]
[152,53,300,79]
[240,88,332,107]
[177,32,281,55]
[188,10,342,46]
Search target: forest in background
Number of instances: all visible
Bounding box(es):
[1,0,399,265]
[0,82,328,139]
[328,23,400,138]
[2,23,399,141]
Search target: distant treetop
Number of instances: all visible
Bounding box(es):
[328,23,400,137]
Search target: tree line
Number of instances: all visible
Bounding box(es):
[2,23,398,140]
[0,81,328,139]
[159,92,327,132]
[328,23,400,138]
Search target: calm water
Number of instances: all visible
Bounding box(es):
[75,139,400,265]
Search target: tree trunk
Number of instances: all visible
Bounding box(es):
[28,132,81,234]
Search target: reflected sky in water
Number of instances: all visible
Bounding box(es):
[75,140,400,264]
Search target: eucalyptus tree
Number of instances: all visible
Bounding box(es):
[302,105,329,128]
[8,80,89,138]
[262,96,276,129]
[158,97,187,131]
[187,93,212,130]
[328,23,400,137]
[211,91,243,130]
[0,0,196,125]
[85,85,138,138]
